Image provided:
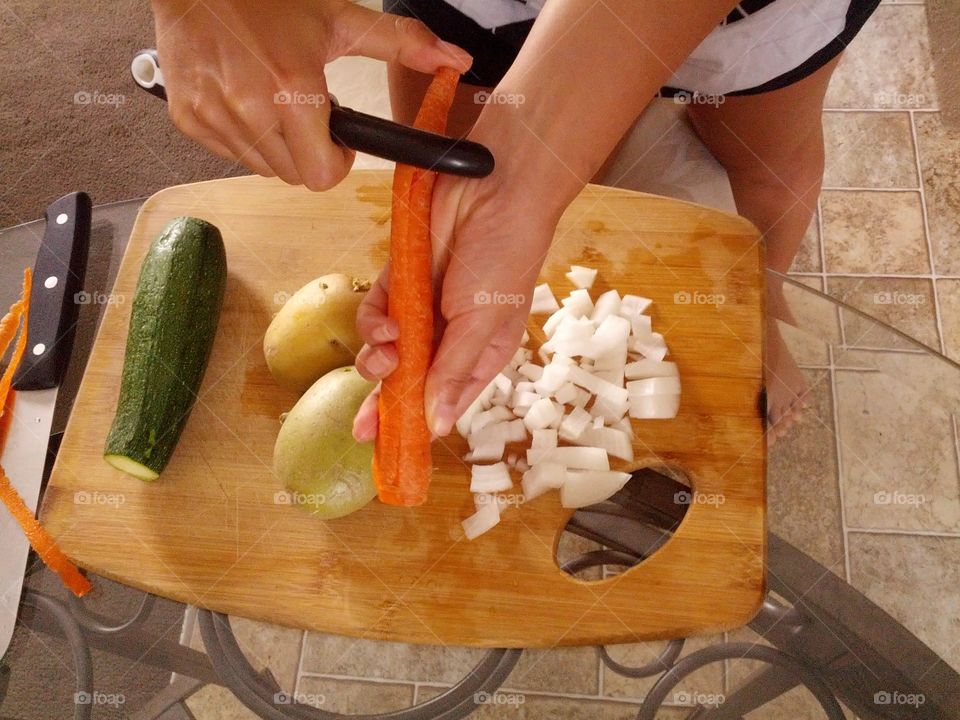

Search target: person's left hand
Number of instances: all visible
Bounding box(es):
[351,170,557,441]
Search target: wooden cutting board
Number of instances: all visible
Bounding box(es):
[41,172,765,647]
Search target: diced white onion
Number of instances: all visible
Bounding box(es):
[560,470,631,508]
[533,363,570,395]
[531,283,560,313]
[470,462,513,493]
[521,462,566,500]
[543,307,569,338]
[626,376,682,397]
[620,294,653,316]
[522,397,558,431]
[518,362,544,381]
[590,289,621,325]
[625,359,679,380]
[531,428,558,449]
[571,426,634,462]
[629,394,681,419]
[464,440,505,462]
[559,406,592,441]
[462,502,500,539]
[561,288,594,318]
[526,446,609,470]
[566,265,598,289]
[554,382,577,405]
[456,377,497,436]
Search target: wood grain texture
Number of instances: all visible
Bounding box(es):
[40,172,766,647]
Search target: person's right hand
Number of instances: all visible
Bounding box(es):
[151,0,471,190]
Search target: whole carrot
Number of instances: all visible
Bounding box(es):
[375,67,460,506]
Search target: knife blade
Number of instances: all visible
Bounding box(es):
[130,48,495,178]
[0,191,91,657]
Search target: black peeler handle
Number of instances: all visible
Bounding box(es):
[130,49,494,178]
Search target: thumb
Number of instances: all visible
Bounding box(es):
[334,5,472,74]
[424,309,526,437]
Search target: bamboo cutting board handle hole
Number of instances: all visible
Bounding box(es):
[554,465,694,581]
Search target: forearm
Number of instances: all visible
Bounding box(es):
[472,0,737,217]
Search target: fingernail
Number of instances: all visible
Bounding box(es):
[372,322,397,344]
[427,398,457,437]
[367,348,391,377]
[435,40,472,68]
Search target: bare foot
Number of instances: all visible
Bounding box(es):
[765,317,809,445]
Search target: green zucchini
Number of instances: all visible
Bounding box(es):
[104,216,227,480]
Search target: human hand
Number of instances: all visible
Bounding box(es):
[351,170,558,442]
[151,0,471,189]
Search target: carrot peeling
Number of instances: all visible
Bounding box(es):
[375,67,460,507]
[0,268,92,597]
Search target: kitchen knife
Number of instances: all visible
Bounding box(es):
[130,48,495,178]
[0,192,91,657]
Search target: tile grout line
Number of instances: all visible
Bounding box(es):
[829,348,854,583]
[792,271,960,280]
[846,526,960,538]
[823,106,939,113]
[821,186,921,192]
[302,675,696,708]
[909,109,948,355]
[293,630,309,698]
[953,415,960,501]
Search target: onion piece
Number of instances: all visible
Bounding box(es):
[522,397,558,431]
[590,289,621,325]
[505,418,528,443]
[531,283,560,313]
[464,440,505,463]
[531,428,558,449]
[627,376,682,397]
[456,377,498,436]
[518,362,544,381]
[470,405,514,435]
[620,294,653,316]
[511,390,540,409]
[561,289,594,319]
[588,315,631,358]
[629,393,680,419]
[570,426,634,462]
[629,332,668,362]
[559,406,592,441]
[567,365,629,405]
[543,307,569,338]
[625,359,679,380]
[566,265,598,289]
[554,382,577,405]
[589,394,629,423]
[560,470,631,508]
[526,446,609,470]
[462,502,500,540]
[470,462,513,493]
[521,462,566,501]
[613,416,634,437]
[533,363,570,395]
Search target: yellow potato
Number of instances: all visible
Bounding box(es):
[273,366,377,519]
[264,273,369,393]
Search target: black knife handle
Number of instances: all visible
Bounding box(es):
[130,49,494,178]
[12,192,92,391]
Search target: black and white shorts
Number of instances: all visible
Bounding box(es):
[384,0,880,97]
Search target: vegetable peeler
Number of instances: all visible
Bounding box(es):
[130,49,494,178]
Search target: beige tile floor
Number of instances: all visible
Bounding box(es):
[188,4,960,718]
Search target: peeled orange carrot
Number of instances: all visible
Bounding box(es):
[375,67,460,506]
